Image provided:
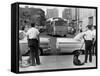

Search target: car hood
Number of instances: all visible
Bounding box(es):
[56,33,84,43]
[57,38,84,44]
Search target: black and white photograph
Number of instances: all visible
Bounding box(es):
[11,2,97,73]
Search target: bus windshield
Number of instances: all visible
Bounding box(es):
[55,20,67,26]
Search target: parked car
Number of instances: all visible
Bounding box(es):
[19,36,50,55]
[56,38,85,53]
[19,32,85,55]
[55,32,85,54]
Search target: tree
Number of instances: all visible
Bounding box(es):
[19,7,46,30]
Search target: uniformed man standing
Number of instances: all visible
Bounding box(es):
[82,25,93,63]
[26,23,40,66]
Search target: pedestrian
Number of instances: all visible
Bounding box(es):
[26,23,40,66]
[19,26,26,66]
[82,25,93,63]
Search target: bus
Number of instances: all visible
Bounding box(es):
[46,17,68,37]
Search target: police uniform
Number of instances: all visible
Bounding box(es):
[82,30,93,63]
[26,27,40,66]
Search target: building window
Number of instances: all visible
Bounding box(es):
[88,16,93,25]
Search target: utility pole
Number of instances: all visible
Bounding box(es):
[75,8,79,34]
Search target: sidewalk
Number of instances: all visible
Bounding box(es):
[19,55,96,72]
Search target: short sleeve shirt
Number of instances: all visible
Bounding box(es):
[82,30,93,40]
[26,27,40,39]
[74,30,94,41]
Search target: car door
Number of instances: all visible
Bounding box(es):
[56,38,85,53]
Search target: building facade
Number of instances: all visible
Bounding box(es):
[46,8,59,19]
[65,8,96,31]
[79,8,96,31]
[62,8,72,22]
[62,7,96,32]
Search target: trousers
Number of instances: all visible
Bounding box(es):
[92,39,96,55]
[28,39,40,65]
[85,40,93,63]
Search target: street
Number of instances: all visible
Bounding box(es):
[19,55,96,72]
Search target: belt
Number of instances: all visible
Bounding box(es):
[85,39,92,41]
[29,38,37,40]
[85,40,92,42]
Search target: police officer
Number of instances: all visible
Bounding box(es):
[26,23,40,66]
[82,25,93,63]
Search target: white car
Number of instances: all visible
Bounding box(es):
[19,33,85,55]
[56,38,85,53]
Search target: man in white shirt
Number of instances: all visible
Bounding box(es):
[82,25,93,63]
[26,23,40,66]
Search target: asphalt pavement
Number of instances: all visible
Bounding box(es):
[19,55,96,72]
